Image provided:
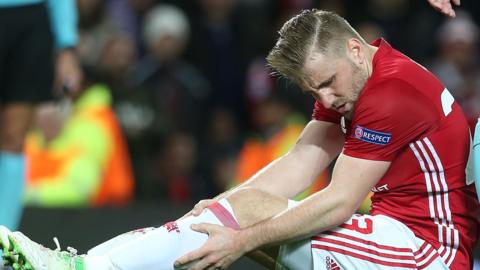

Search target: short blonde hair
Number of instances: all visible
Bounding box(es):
[266,10,365,86]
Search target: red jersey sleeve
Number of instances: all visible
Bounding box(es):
[312,100,342,124]
[344,79,440,161]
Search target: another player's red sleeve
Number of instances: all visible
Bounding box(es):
[344,79,440,161]
[312,100,342,124]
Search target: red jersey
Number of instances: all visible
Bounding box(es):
[312,39,480,269]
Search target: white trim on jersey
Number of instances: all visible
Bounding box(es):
[414,242,439,269]
[409,138,459,267]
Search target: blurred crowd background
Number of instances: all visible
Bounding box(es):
[21,0,480,208]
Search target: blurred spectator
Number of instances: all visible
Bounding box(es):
[76,0,120,67]
[115,4,211,198]
[97,34,138,97]
[0,0,81,229]
[24,80,134,207]
[104,0,155,51]
[199,107,242,196]
[154,132,202,203]
[187,0,253,128]
[430,10,480,129]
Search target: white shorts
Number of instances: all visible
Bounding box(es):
[277,203,448,270]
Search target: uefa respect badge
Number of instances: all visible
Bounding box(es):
[354,125,392,145]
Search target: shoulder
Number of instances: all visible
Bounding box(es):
[360,79,435,115]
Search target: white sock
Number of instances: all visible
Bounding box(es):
[84,255,117,270]
[86,199,239,270]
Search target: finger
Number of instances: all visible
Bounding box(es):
[190,223,212,234]
[192,206,203,216]
[193,253,227,270]
[192,201,204,216]
[427,0,443,9]
[71,77,83,93]
[212,260,227,270]
[175,247,209,268]
[67,72,83,95]
[429,0,455,17]
[188,257,215,270]
[192,200,212,216]
[441,6,455,17]
[452,0,460,6]
[191,223,224,235]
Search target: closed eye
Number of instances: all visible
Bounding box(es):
[317,75,335,89]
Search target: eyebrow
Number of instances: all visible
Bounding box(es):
[317,75,335,89]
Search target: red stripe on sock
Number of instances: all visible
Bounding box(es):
[207,202,240,230]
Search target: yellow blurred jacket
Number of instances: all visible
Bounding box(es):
[233,114,329,200]
[24,84,134,207]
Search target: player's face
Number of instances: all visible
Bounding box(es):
[302,51,368,118]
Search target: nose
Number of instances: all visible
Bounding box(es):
[318,91,336,109]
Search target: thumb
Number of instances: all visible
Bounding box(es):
[191,223,221,235]
[190,223,210,234]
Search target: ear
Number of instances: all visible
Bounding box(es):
[346,38,364,65]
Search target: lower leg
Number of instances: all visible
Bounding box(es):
[226,187,288,228]
[0,188,290,270]
[0,103,34,230]
[87,187,289,270]
[225,187,289,269]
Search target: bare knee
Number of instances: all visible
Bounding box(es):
[226,187,288,228]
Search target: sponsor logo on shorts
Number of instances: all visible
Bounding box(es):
[353,125,392,145]
[163,221,180,233]
[326,256,341,270]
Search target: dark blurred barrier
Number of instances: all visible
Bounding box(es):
[19,204,263,269]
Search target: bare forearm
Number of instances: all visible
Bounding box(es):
[234,152,328,198]
[212,121,343,201]
[213,152,330,200]
[239,154,391,252]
